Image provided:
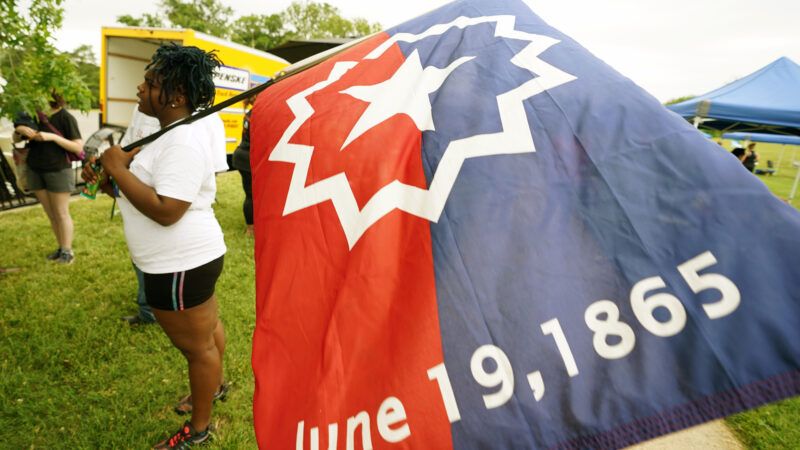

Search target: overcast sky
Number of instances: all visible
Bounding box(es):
[40,0,800,102]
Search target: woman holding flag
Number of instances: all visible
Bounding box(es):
[82,44,227,449]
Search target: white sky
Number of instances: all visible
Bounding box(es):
[44,0,800,102]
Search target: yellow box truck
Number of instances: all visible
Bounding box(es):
[100,26,289,153]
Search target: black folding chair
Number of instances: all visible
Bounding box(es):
[0,152,29,210]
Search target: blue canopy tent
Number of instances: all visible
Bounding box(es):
[668,57,800,136]
[722,132,800,146]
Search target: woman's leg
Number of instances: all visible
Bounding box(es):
[153,296,222,431]
[32,189,59,245]
[47,191,73,251]
[213,319,226,386]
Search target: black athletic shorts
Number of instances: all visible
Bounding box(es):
[144,255,224,311]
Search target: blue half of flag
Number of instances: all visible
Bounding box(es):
[395,0,800,448]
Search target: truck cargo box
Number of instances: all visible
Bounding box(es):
[100,27,289,153]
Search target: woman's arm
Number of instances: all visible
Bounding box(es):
[37,132,84,155]
[13,126,36,143]
[100,145,191,226]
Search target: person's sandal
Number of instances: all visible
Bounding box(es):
[174,382,229,415]
[152,421,211,449]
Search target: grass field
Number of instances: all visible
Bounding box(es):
[0,172,258,448]
[724,140,800,205]
[1,158,798,448]
[717,140,800,449]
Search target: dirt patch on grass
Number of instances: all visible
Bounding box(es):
[627,420,743,450]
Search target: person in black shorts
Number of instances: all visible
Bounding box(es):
[12,93,83,264]
[82,45,228,448]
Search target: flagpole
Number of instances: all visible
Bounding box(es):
[121,33,379,153]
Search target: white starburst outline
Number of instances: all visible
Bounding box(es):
[269,15,577,249]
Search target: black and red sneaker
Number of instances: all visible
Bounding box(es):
[174,382,230,415]
[152,421,211,449]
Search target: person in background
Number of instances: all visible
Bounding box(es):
[83,44,227,448]
[119,105,228,327]
[743,142,759,172]
[12,93,83,264]
[231,95,255,237]
[731,146,746,163]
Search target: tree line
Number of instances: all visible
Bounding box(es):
[1,0,94,117]
[0,0,380,119]
[119,0,381,52]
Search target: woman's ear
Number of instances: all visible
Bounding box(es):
[171,93,187,109]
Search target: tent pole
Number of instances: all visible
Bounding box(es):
[790,161,800,205]
[776,145,787,174]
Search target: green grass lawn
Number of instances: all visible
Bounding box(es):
[0,172,257,448]
[718,140,800,449]
[721,140,800,205]
[0,166,798,448]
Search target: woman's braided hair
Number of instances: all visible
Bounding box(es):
[146,44,221,112]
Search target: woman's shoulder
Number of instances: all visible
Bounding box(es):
[51,108,77,121]
[155,122,214,153]
[49,108,81,138]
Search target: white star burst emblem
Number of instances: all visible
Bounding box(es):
[340,50,473,149]
[269,15,577,249]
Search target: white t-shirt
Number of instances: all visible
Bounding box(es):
[121,108,228,175]
[120,107,160,147]
[199,112,229,173]
[118,121,226,273]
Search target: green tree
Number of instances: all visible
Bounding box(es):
[230,14,289,52]
[664,95,694,106]
[117,0,232,37]
[115,0,382,51]
[66,45,100,108]
[116,13,166,28]
[282,1,381,40]
[352,18,381,36]
[162,0,232,37]
[0,0,93,119]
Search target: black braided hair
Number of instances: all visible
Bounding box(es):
[146,44,221,112]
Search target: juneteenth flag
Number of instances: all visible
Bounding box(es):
[249,0,800,448]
